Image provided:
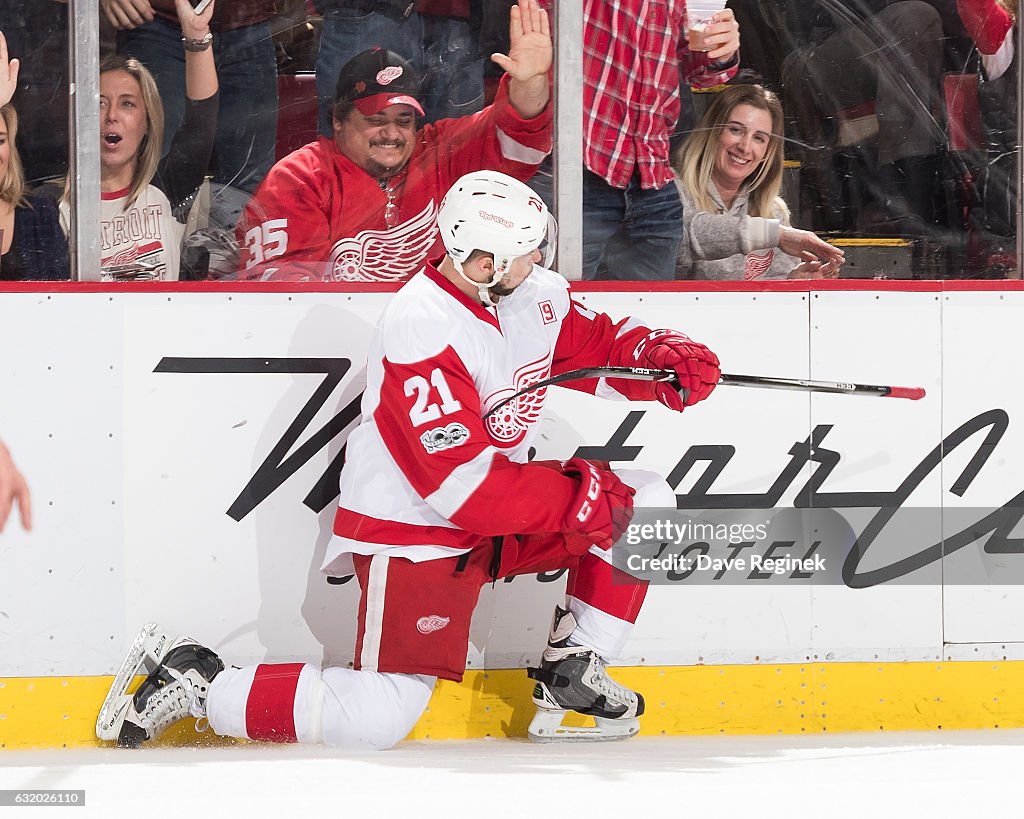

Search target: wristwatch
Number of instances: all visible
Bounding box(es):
[182,33,213,52]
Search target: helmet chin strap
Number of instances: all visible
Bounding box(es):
[453,255,514,306]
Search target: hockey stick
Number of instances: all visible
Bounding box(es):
[481,366,925,420]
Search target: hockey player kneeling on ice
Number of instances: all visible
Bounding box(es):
[97,170,721,749]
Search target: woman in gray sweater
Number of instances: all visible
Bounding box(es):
[673,84,844,280]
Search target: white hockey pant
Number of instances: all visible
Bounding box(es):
[205,663,436,751]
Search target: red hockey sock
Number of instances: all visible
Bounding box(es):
[245,663,305,742]
[566,552,648,624]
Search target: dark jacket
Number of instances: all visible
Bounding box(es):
[782,0,967,41]
[1,194,70,281]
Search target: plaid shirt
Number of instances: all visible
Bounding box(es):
[580,0,737,189]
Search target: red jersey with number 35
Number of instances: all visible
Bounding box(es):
[322,259,665,577]
[236,77,552,282]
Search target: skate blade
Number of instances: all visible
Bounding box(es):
[95,623,166,741]
[527,709,640,743]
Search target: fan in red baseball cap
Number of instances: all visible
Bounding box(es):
[334,47,425,118]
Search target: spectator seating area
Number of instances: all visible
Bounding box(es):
[276,73,318,160]
[2,0,1019,281]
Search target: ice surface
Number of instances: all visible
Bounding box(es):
[2,730,1023,817]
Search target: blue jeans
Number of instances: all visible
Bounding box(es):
[316,8,485,135]
[531,164,683,281]
[119,18,279,195]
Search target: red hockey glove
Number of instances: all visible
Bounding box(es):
[635,331,721,412]
[560,457,636,552]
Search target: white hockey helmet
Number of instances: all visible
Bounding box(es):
[436,170,556,303]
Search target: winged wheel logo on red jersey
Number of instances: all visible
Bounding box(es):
[328,201,438,282]
[483,355,552,447]
[416,615,450,634]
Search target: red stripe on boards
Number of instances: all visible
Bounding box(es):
[245,663,306,742]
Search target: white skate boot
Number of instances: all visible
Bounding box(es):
[96,623,224,748]
[526,606,643,742]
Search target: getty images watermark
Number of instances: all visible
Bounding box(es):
[624,517,825,575]
[610,507,1024,587]
[611,509,838,585]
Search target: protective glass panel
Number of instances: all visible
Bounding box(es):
[20,0,1018,283]
[3,0,72,282]
[88,0,280,281]
[707,0,1018,281]
[230,0,521,284]
[574,0,1021,281]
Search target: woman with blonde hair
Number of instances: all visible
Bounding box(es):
[673,83,843,280]
[58,0,219,281]
[0,33,68,281]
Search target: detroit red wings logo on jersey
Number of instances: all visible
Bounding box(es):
[101,241,167,280]
[482,355,552,448]
[744,249,775,280]
[328,201,439,282]
[416,615,450,634]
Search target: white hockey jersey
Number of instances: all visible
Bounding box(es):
[322,259,666,577]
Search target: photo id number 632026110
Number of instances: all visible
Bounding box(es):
[0,790,85,806]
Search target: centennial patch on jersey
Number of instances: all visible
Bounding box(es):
[420,422,471,454]
[416,615,450,634]
[328,200,439,282]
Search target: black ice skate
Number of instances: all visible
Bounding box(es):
[96,623,224,748]
[526,606,643,742]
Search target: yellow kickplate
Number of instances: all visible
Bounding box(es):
[4,662,1024,749]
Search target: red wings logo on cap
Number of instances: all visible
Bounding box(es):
[376,66,404,85]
